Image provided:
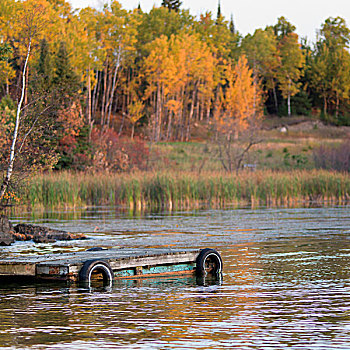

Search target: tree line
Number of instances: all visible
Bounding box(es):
[0,0,349,178]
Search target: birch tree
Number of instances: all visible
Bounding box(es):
[0,0,59,204]
[277,33,305,116]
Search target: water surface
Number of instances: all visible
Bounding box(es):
[0,206,350,349]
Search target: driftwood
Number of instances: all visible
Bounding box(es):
[0,215,86,245]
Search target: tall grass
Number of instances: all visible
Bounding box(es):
[21,170,350,210]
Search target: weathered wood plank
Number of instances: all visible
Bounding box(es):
[0,248,200,279]
[35,249,199,279]
[0,262,36,276]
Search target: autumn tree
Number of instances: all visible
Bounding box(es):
[136,6,194,56]
[142,32,215,142]
[273,16,296,39]
[241,27,280,113]
[0,0,59,204]
[277,32,305,116]
[214,55,264,172]
[309,17,350,120]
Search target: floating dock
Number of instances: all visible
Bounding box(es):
[0,248,222,285]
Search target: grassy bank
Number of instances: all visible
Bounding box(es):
[21,170,350,210]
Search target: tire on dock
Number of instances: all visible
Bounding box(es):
[79,259,114,286]
[196,248,222,276]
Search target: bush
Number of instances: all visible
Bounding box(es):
[91,128,149,172]
[313,141,350,172]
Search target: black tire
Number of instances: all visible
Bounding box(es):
[79,259,114,286]
[196,248,223,276]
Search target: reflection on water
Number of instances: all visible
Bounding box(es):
[0,206,350,349]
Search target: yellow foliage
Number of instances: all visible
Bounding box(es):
[215,55,263,138]
[128,99,144,125]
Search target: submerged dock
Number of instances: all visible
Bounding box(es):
[0,248,222,285]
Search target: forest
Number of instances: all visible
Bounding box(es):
[1,0,350,208]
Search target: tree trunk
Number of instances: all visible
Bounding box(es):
[0,40,31,200]
[131,123,135,140]
[86,67,92,132]
[104,70,113,127]
[272,85,278,114]
[287,79,291,116]
[101,63,108,126]
[287,93,291,116]
[335,91,339,119]
[166,111,173,141]
[155,83,162,141]
[92,70,99,120]
[6,78,9,96]
[107,52,121,127]
[206,101,210,125]
[186,88,196,142]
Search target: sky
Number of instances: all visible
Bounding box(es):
[68,0,350,42]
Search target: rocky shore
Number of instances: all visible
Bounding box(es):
[0,215,87,245]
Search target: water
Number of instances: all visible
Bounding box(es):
[1,206,350,349]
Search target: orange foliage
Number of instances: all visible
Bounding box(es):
[57,101,84,138]
[215,55,263,139]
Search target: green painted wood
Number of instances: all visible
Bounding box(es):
[142,263,195,275]
[114,269,135,277]
[113,263,195,278]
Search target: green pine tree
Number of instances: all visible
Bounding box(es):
[53,41,79,96]
[35,38,53,91]
[217,1,221,19]
[0,43,11,62]
[229,14,235,34]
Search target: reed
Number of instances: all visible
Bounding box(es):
[21,170,350,210]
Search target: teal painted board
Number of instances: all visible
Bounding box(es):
[114,269,135,277]
[113,262,195,278]
[142,263,195,275]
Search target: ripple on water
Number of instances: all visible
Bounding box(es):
[0,206,350,349]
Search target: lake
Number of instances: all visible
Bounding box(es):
[0,206,350,349]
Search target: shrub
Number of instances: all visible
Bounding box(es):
[313,141,350,172]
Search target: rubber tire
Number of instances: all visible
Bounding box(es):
[196,248,223,276]
[79,259,114,285]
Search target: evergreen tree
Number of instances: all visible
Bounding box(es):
[0,44,11,62]
[161,0,182,12]
[229,14,235,34]
[34,38,53,92]
[53,41,79,96]
[216,1,222,24]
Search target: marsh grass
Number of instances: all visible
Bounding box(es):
[20,170,350,210]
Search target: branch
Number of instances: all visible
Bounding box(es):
[17,105,52,156]
[235,138,261,174]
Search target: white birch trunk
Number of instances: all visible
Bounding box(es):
[0,40,31,200]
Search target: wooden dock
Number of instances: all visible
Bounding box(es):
[0,248,223,285]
